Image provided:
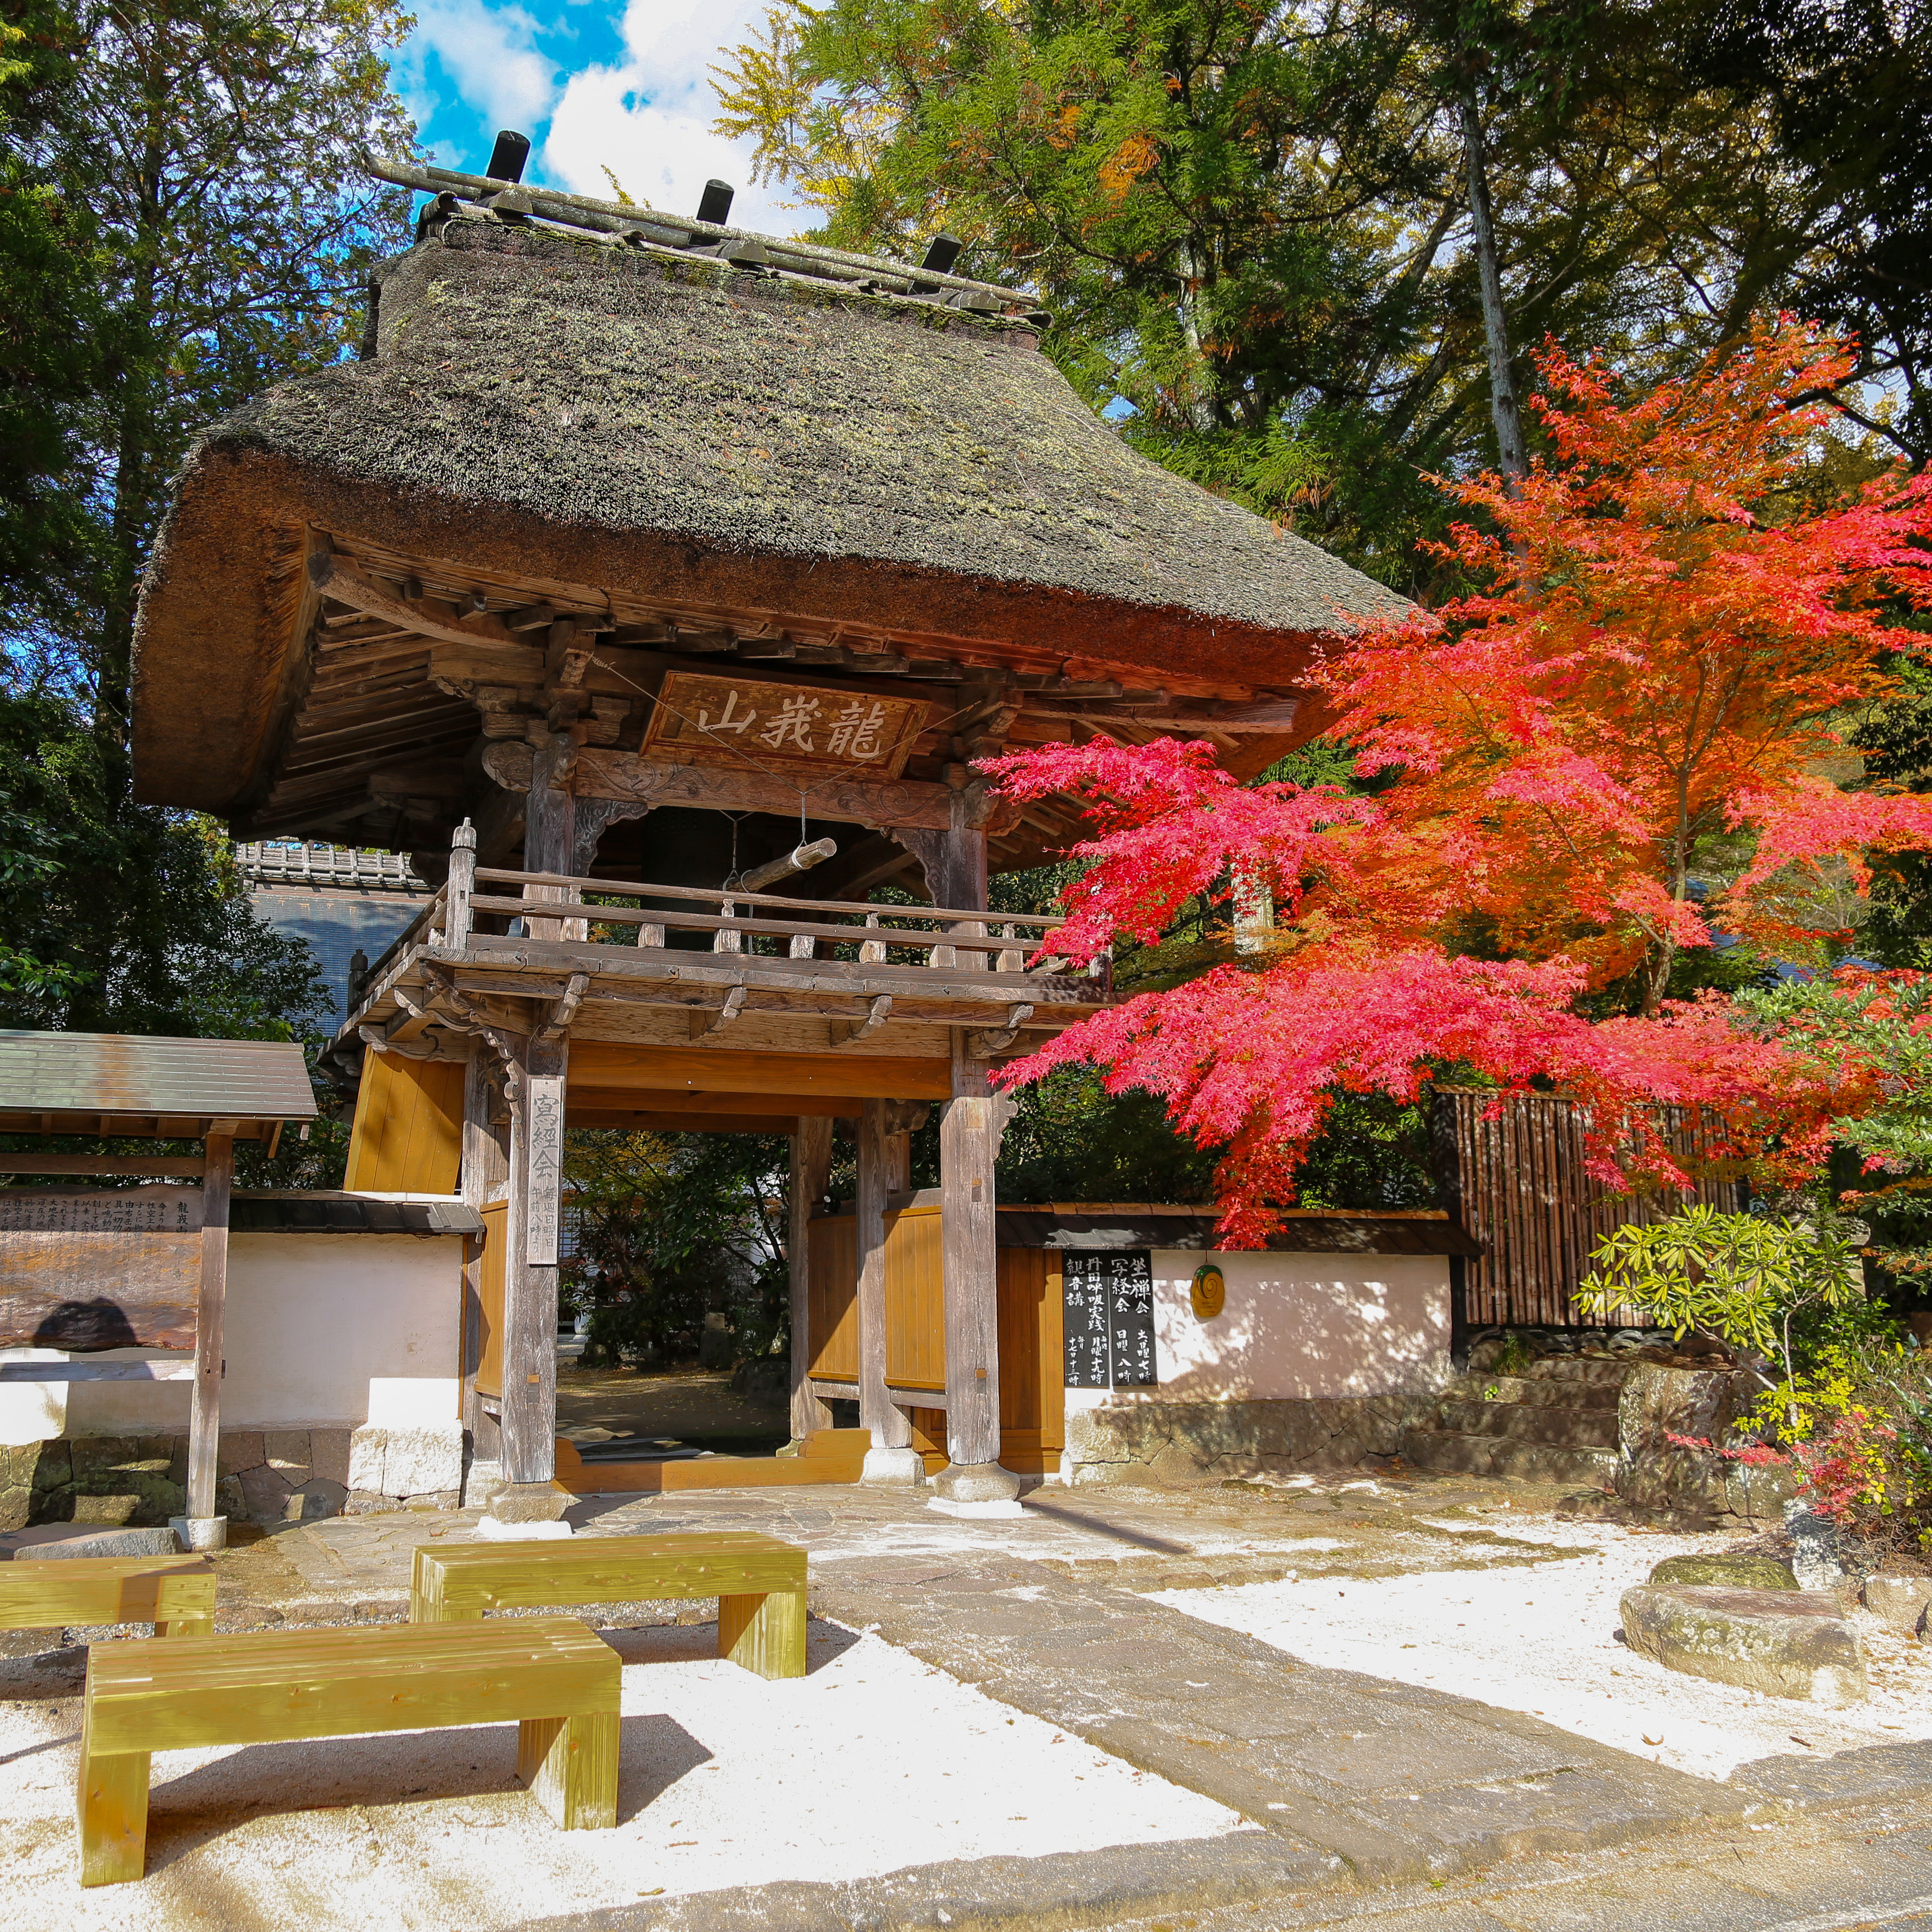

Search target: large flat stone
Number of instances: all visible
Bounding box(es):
[6,1523,180,1560]
[1620,1584,1868,1705]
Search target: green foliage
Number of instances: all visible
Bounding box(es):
[714,0,1924,590]
[1578,1203,1866,1414]
[2,0,415,726]
[562,1131,791,1370]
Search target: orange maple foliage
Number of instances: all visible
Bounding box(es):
[985,321,1932,1240]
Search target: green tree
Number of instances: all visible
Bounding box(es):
[5,0,415,734]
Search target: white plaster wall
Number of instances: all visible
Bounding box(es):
[0,1231,461,1443]
[1062,1247,1452,1412]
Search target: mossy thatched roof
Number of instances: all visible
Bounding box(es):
[132,215,1406,814]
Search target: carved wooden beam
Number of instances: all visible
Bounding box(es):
[309,552,526,649]
[968,1003,1034,1057]
[689,985,748,1038]
[480,740,1020,834]
[834,994,893,1046]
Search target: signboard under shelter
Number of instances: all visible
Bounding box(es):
[1061,1249,1158,1389]
[640,671,929,782]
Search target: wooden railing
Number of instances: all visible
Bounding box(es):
[438,828,1099,985]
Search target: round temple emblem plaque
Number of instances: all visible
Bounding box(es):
[1190,1263,1226,1320]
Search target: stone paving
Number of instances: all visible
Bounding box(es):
[11,1470,1932,1930]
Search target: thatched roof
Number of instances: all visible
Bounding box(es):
[133,211,1406,815]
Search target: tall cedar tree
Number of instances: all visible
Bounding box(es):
[715,0,1931,585]
[985,324,1932,1242]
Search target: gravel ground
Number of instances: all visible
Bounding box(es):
[1154,1512,1932,1782]
[1,1619,1244,1928]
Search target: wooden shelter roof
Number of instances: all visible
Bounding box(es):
[130,204,1407,831]
[0,1031,317,1139]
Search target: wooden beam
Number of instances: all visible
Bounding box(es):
[0,1359,196,1383]
[570,1109,815,1134]
[310,552,528,650]
[567,1042,953,1101]
[0,1156,205,1177]
[938,1060,1004,1478]
[186,1134,233,1530]
[688,985,748,1038]
[483,741,985,834]
[564,1085,861,1120]
[834,995,893,1046]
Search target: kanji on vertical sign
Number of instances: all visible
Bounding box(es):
[1061,1248,1158,1388]
[524,1074,566,1266]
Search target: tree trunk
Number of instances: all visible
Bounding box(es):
[1461,89,1528,486]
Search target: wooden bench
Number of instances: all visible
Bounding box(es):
[77,1615,618,1885]
[0,1554,215,1638]
[411,1532,807,1679]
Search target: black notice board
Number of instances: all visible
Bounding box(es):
[1062,1249,1158,1388]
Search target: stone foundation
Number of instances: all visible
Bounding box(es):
[1062,1395,1430,1486]
[1,1421,467,1531]
[1610,1364,1799,1527]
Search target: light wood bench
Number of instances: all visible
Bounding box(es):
[0,1554,215,1638]
[411,1532,807,1679]
[77,1615,618,1885]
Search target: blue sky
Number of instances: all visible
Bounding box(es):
[389,0,797,232]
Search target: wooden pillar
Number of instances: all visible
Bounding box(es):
[461,1041,509,1473]
[786,1115,834,1448]
[180,1132,232,1547]
[483,746,576,1532]
[856,1097,920,1482]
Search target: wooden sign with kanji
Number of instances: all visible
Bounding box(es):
[640,672,930,781]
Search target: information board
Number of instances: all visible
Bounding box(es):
[1061,1249,1158,1389]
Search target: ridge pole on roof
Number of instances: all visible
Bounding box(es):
[485,129,530,184]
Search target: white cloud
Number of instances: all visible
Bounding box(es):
[393,0,563,158]
[538,0,795,232]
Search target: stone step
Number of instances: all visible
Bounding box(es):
[1449,1372,1623,1412]
[1510,1355,1638,1388]
[1430,1399,1620,1448]
[1398,1429,1619,1485]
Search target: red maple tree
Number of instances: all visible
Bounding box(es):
[987,321,1932,1242]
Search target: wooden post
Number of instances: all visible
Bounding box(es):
[856,1097,919,1482]
[461,1042,509,1477]
[934,1039,1020,1508]
[523,734,576,942]
[181,1133,232,1546]
[785,1115,834,1449]
[481,727,578,1527]
[446,819,476,949]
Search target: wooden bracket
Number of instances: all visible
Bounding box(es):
[967,1003,1034,1057]
[689,985,748,1039]
[834,994,893,1047]
[537,973,590,1040]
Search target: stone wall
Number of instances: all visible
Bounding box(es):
[0,1421,466,1532]
[1062,1394,1432,1486]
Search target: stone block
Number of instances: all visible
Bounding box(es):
[27,1440,71,1492]
[13,1524,179,1560]
[215,1475,247,1519]
[235,1464,294,1522]
[263,1432,312,1474]
[136,1435,190,1484]
[1863,1575,1932,1637]
[1620,1584,1868,1705]
[69,1436,142,1482]
[347,1422,463,1499]
[344,1488,390,1515]
[1617,1364,1740,1462]
[286,1478,348,1522]
[487,1481,568,1524]
[67,1494,140,1525]
[308,1429,352,1488]
[216,1431,266,1477]
[0,1486,26,1534]
[1649,1553,1796,1591]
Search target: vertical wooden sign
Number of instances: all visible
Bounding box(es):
[524,1074,566,1266]
[1061,1248,1157,1388]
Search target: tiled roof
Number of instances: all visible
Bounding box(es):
[0,1031,316,1132]
[231,1192,480,1235]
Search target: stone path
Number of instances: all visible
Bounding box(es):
[14,1472,1930,1930]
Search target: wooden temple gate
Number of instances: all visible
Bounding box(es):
[125,153,1409,1527]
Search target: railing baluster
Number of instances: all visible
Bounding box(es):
[714,896,743,954]
[639,918,666,947]
[996,922,1025,973]
[789,931,815,959]
[859,913,886,964]
[444,820,475,949]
